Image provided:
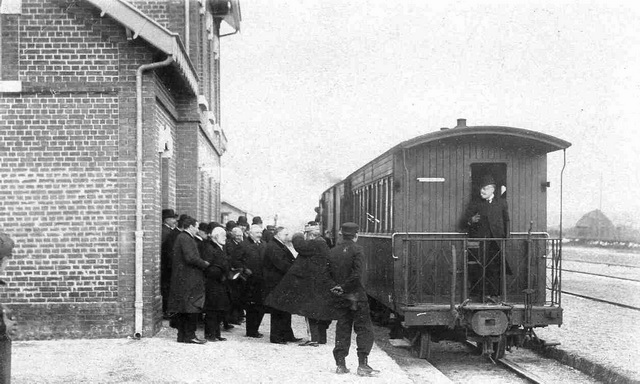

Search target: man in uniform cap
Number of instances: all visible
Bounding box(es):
[328,222,379,376]
[463,175,511,298]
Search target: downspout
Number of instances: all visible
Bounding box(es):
[184,0,190,50]
[134,55,174,338]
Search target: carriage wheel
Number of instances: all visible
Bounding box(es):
[491,335,506,360]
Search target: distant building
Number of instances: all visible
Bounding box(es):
[220,200,252,224]
[572,209,616,241]
[0,0,241,339]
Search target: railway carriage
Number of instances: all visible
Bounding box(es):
[320,119,571,359]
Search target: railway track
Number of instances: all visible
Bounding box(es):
[562,258,640,269]
[560,267,640,283]
[551,263,640,311]
[497,356,549,384]
[561,290,640,311]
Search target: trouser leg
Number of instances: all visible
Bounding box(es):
[204,310,218,338]
[333,313,354,363]
[270,308,285,342]
[183,313,199,340]
[353,302,374,357]
[318,319,331,344]
[283,312,295,340]
[245,304,264,336]
[308,318,320,342]
[175,313,185,342]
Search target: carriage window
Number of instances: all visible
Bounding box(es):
[353,176,393,233]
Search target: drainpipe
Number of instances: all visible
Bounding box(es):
[134,55,174,338]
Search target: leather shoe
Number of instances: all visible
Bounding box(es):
[216,336,227,341]
[223,324,235,330]
[185,338,207,344]
[246,333,264,338]
[270,340,287,345]
[286,337,303,342]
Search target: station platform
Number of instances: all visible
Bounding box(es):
[10,314,450,383]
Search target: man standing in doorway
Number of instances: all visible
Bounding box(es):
[168,216,210,344]
[464,175,511,298]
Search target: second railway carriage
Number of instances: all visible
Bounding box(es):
[320,119,571,359]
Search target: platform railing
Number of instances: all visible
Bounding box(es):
[390,233,562,307]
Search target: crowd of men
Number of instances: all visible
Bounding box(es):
[160,210,380,377]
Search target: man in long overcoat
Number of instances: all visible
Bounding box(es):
[264,225,338,344]
[463,175,511,297]
[201,226,231,341]
[262,227,300,344]
[168,217,210,344]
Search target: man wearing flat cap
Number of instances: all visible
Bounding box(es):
[463,175,511,298]
[328,222,379,377]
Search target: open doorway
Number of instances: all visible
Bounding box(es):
[470,163,507,201]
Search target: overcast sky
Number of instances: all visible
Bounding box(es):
[219,0,640,230]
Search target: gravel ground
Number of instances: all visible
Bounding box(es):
[562,271,640,308]
[563,246,640,267]
[11,315,415,384]
[536,246,640,382]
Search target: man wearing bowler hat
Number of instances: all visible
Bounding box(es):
[464,175,511,298]
[328,222,379,377]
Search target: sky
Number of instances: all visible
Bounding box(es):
[218,0,640,230]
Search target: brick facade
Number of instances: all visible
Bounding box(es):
[0,0,234,339]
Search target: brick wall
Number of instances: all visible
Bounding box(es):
[0,0,226,339]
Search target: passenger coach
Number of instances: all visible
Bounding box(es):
[320,119,571,359]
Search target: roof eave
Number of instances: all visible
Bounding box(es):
[400,126,572,153]
[85,0,199,95]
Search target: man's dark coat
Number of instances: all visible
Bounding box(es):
[262,238,295,299]
[464,196,510,238]
[265,236,338,320]
[168,231,208,313]
[201,240,231,312]
[237,237,266,305]
[328,238,368,308]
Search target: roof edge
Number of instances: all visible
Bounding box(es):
[85,0,199,95]
[400,126,572,152]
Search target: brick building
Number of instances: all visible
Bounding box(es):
[0,0,241,339]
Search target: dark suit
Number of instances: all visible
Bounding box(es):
[161,226,179,314]
[328,238,374,363]
[464,196,510,238]
[263,238,296,342]
[168,231,209,342]
[201,240,231,339]
[226,239,245,323]
[238,237,266,336]
[464,195,511,297]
